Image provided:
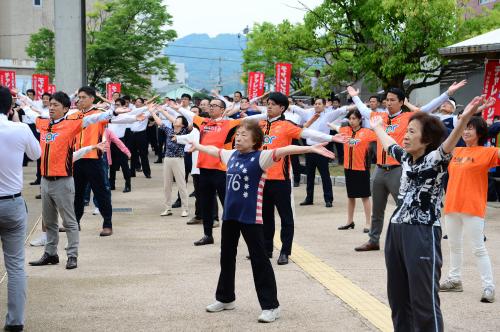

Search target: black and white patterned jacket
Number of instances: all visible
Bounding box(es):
[388,144,452,226]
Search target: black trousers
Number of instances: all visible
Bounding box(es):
[290,139,305,184]
[27,123,42,182]
[74,159,112,228]
[385,223,443,332]
[305,152,333,203]
[157,127,166,159]
[109,139,131,187]
[192,174,219,220]
[262,180,294,255]
[130,130,151,177]
[146,124,159,155]
[199,168,226,237]
[184,152,192,182]
[216,220,279,310]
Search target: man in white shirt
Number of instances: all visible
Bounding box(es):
[0,86,41,332]
[129,97,152,178]
[291,98,353,207]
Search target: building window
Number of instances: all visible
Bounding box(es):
[33,0,42,6]
[479,0,494,4]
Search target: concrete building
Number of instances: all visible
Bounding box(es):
[0,0,96,91]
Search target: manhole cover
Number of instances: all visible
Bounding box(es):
[112,208,133,213]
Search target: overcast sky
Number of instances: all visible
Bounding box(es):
[163,0,324,38]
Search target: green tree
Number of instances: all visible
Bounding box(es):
[242,1,500,95]
[25,0,177,96]
[242,21,321,91]
[26,28,55,81]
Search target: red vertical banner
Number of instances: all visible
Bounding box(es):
[106,82,121,100]
[247,72,265,100]
[247,72,255,99]
[275,63,292,96]
[47,84,56,95]
[483,59,500,122]
[31,74,49,100]
[0,70,16,90]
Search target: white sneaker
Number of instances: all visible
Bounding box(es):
[481,287,495,303]
[206,300,235,312]
[181,210,189,217]
[30,233,47,247]
[92,207,100,215]
[258,307,280,323]
[160,209,172,216]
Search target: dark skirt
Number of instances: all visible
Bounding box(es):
[344,169,371,198]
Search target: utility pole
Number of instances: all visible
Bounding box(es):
[216,57,223,92]
[54,0,86,92]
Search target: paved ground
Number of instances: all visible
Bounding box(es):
[1,158,500,331]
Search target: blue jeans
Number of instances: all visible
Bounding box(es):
[0,196,27,326]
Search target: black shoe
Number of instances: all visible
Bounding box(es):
[172,199,181,208]
[110,184,116,190]
[29,253,59,266]
[325,202,333,208]
[136,167,142,172]
[59,227,66,232]
[189,191,195,197]
[299,200,313,206]
[145,174,152,179]
[66,257,77,269]
[130,174,136,178]
[154,159,162,164]
[123,186,131,193]
[338,223,355,230]
[194,235,214,246]
[277,253,289,265]
[35,194,41,199]
[30,180,40,185]
[443,235,448,239]
[84,200,89,206]
[293,181,300,187]
[4,325,23,332]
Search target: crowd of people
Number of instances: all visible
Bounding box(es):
[0,77,499,331]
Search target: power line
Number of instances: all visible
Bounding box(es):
[167,44,242,51]
[165,54,241,63]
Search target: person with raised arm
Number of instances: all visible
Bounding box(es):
[149,105,190,218]
[255,92,347,265]
[439,98,499,303]
[289,97,354,208]
[192,121,335,323]
[0,86,41,332]
[27,91,139,268]
[349,83,466,252]
[170,97,266,246]
[329,110,377,233]
[372,95,486,332]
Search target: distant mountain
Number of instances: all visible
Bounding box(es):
[163,33,246,96]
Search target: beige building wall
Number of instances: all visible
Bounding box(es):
[0,0,54,62]
[0,0,98,78]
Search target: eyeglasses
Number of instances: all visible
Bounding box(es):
[209,104,222,108]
